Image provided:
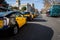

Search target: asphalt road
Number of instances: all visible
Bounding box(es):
[0,14,60,40]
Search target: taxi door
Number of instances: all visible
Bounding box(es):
[16,17,23,28]
[15,13,23,28]
[21,16,26,25]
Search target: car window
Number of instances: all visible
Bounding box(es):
[10,14,16,17]
[15,12,20,16]
[23,12,30,14]
[7,12,22,17]
[14,12,22,17]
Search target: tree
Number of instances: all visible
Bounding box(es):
[0,0,9,8]
[21,6,26,12]
[10,7,19,10]
[2,1,9,8]
[0,0,4,3]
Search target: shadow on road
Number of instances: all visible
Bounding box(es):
[29,18,47,22]
[47,16,60,18]
[0,23,54,40]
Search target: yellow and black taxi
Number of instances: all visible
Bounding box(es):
[0,7,27,35]
[22,12,34,20]
[34,12,39,18]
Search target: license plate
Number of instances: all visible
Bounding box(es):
[0,20,3,28]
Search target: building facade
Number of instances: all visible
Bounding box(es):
[20,3,35,12]
[16,0,20,7]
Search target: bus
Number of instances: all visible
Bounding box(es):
[46,4,60,17]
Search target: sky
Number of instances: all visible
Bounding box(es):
[5,0,44,10]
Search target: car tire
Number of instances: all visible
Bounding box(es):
[12,24,19,35]
[9,15,19,35]
[10,21,19,35]
[30,16,33,21]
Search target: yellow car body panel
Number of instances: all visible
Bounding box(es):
[0,20,4,28]
[23,12,36,20]
[24,14,30,17]
[24,14,34,18]
[31,15,34,18]
[16,16,26,28]
[34,14,37,17]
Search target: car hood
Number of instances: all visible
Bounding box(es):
[0,12,7,17]
[0,11,13,17]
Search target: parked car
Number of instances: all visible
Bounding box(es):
[22,12,34,20]
[0,7,27,35]
[34,12,39,17]
[46,5,60,17]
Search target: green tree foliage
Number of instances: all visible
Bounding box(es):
[0,0,9,8]
[21,6,26,12]
[11,7,19,10]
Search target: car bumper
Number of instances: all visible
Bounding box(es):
[0,26,12,36]
[0,25,11,31]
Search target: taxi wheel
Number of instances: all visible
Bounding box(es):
[9,17,19,35]
[12,24,19,35]
[30,16,33,21]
